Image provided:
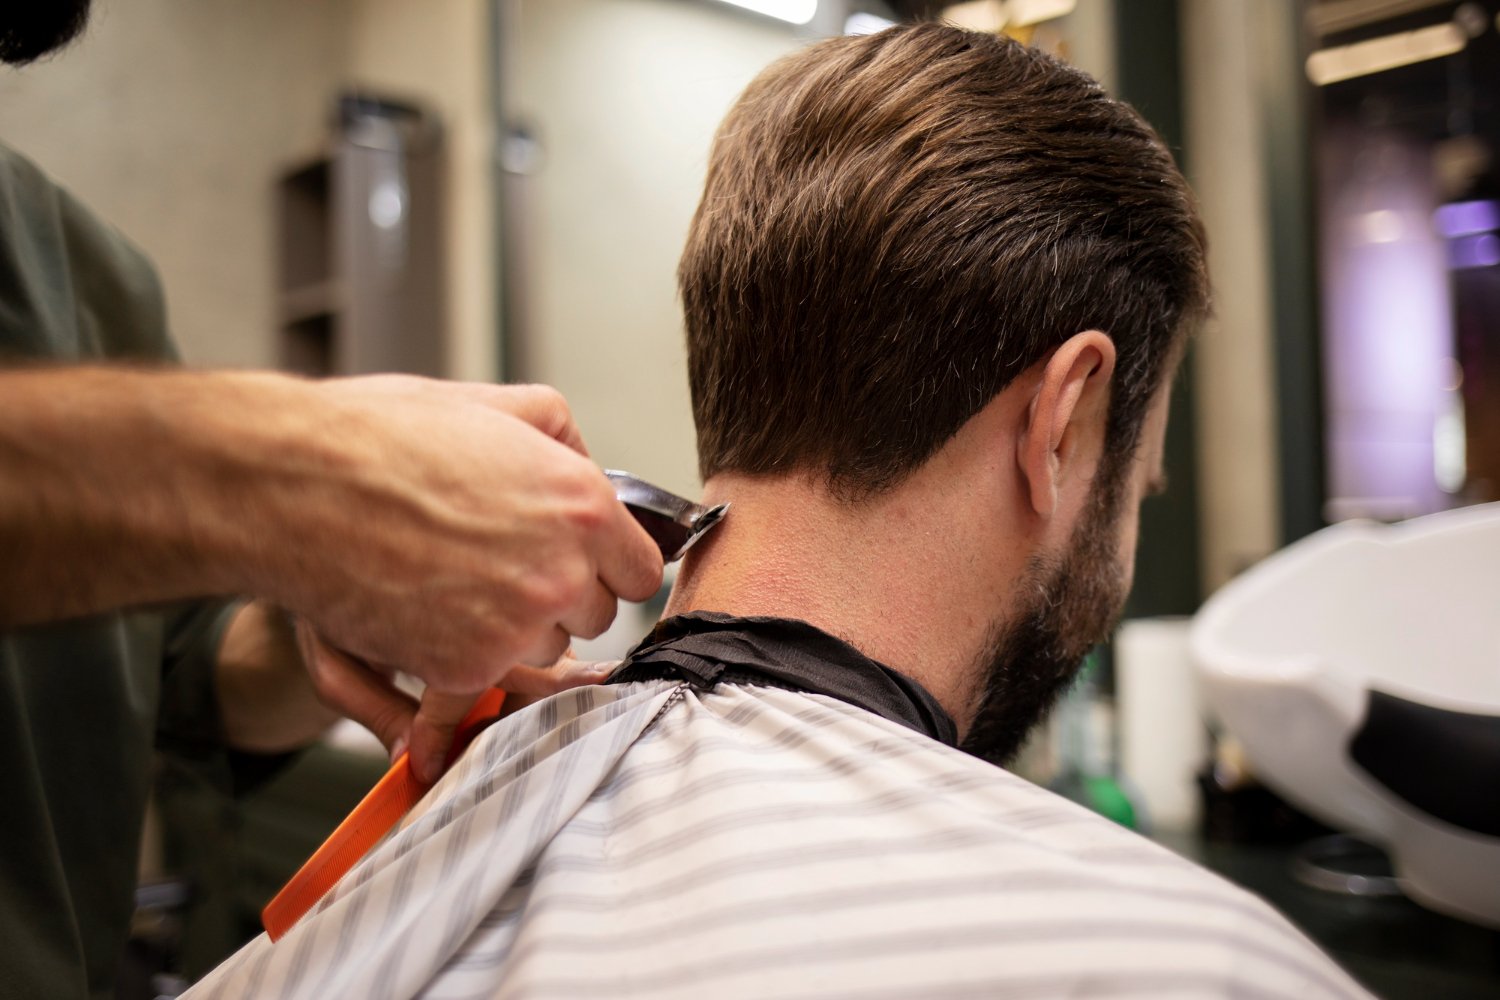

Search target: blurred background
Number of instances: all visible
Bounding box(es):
[3,1,1497,996]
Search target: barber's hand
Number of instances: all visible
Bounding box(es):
[296,622,613,773]
[257,377,662,781]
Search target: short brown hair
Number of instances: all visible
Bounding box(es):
[679,23,1208,497]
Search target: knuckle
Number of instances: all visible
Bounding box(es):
[511,383,574,437]
[463,652,510,691]
[542,630,570,662]
[425,653,488,695]
[310,674,344,712]
[571,619,606,641]
[517,629,568,668]
[415,706,460,738]
[521,567,589,619]
[580,597,618,640]
[524,382,569,413]
[367,705,409,741]
[610,557,663,605]
[557,461,612,513]
[361,372,423,397]
[632,555,666,594]
[306,661,345,705]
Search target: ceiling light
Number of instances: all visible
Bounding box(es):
[1305,21,1466,86]
[943,0,1007,33]
[845,12,896,35]
[1006,0,1076,27]
[1435,199,1500,239]
[1360,209,1404,244]
[713,0,818,25]
[941,0,1074,32]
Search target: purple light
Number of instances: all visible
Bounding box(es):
[1434,199,1500,238]
[1450,233,1500,269]
[1321,126,1454,519]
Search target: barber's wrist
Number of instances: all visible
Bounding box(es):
[177,370,356,605]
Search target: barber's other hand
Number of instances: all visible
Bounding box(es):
[297,623,613,779]
[254,377,661,779]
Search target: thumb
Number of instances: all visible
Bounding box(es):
[408,689,482,785]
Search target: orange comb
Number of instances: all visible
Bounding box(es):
[261,687,507,941]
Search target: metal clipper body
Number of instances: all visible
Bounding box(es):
[605,469,729,562]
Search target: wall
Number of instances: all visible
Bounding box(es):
[3,0,1289,578]
[0,0,352,368]
[503,0,803,497]
[0,0,495,379]
[344,0,496,382]
[1181,0,1284,591]
[1059,0,1117,92]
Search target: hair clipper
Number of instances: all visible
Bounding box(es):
[606,469,728,562]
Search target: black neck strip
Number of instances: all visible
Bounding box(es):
[606,611,957,747]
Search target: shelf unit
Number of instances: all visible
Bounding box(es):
[274,95,445,378]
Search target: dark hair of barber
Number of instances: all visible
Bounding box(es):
[1,1,94,66]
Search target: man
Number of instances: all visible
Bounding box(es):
[1,6,660,998]
[188,24,1372,1000]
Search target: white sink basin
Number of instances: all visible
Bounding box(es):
[1191,503,1500,927]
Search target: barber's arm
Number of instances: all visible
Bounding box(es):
[0,366,663,775]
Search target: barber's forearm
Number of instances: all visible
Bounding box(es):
[216,600,339,752]
[0,366,323,626]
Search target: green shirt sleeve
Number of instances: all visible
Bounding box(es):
[157,599,241,762]
[159,599,305,797]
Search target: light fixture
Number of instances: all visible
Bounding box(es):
[940,0,1075,33]
[1359,208,1404,244]
[1006,0,1076,26]
[1305,21,1467,86]
[1450,232,1500,269]
[712,0,818,25]
[1435,199,1500,239]
[845,12,896,35]
[943,1,1007,33]
[1434,357,1467,494]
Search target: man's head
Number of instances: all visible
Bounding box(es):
[682,23,1205,499]
[674,24,1208,761]
[0,1,92,66]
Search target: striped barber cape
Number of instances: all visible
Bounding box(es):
[186,615,1371,1000]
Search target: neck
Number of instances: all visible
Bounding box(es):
[665,406,1035,734]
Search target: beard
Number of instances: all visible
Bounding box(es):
[1,1,93,66]
[959,475,1131,766]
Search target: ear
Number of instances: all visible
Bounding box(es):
[1017,331,1118,518]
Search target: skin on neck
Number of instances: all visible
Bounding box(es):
[666,332,1126,735]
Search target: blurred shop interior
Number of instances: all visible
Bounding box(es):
[3,0,1498,997]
